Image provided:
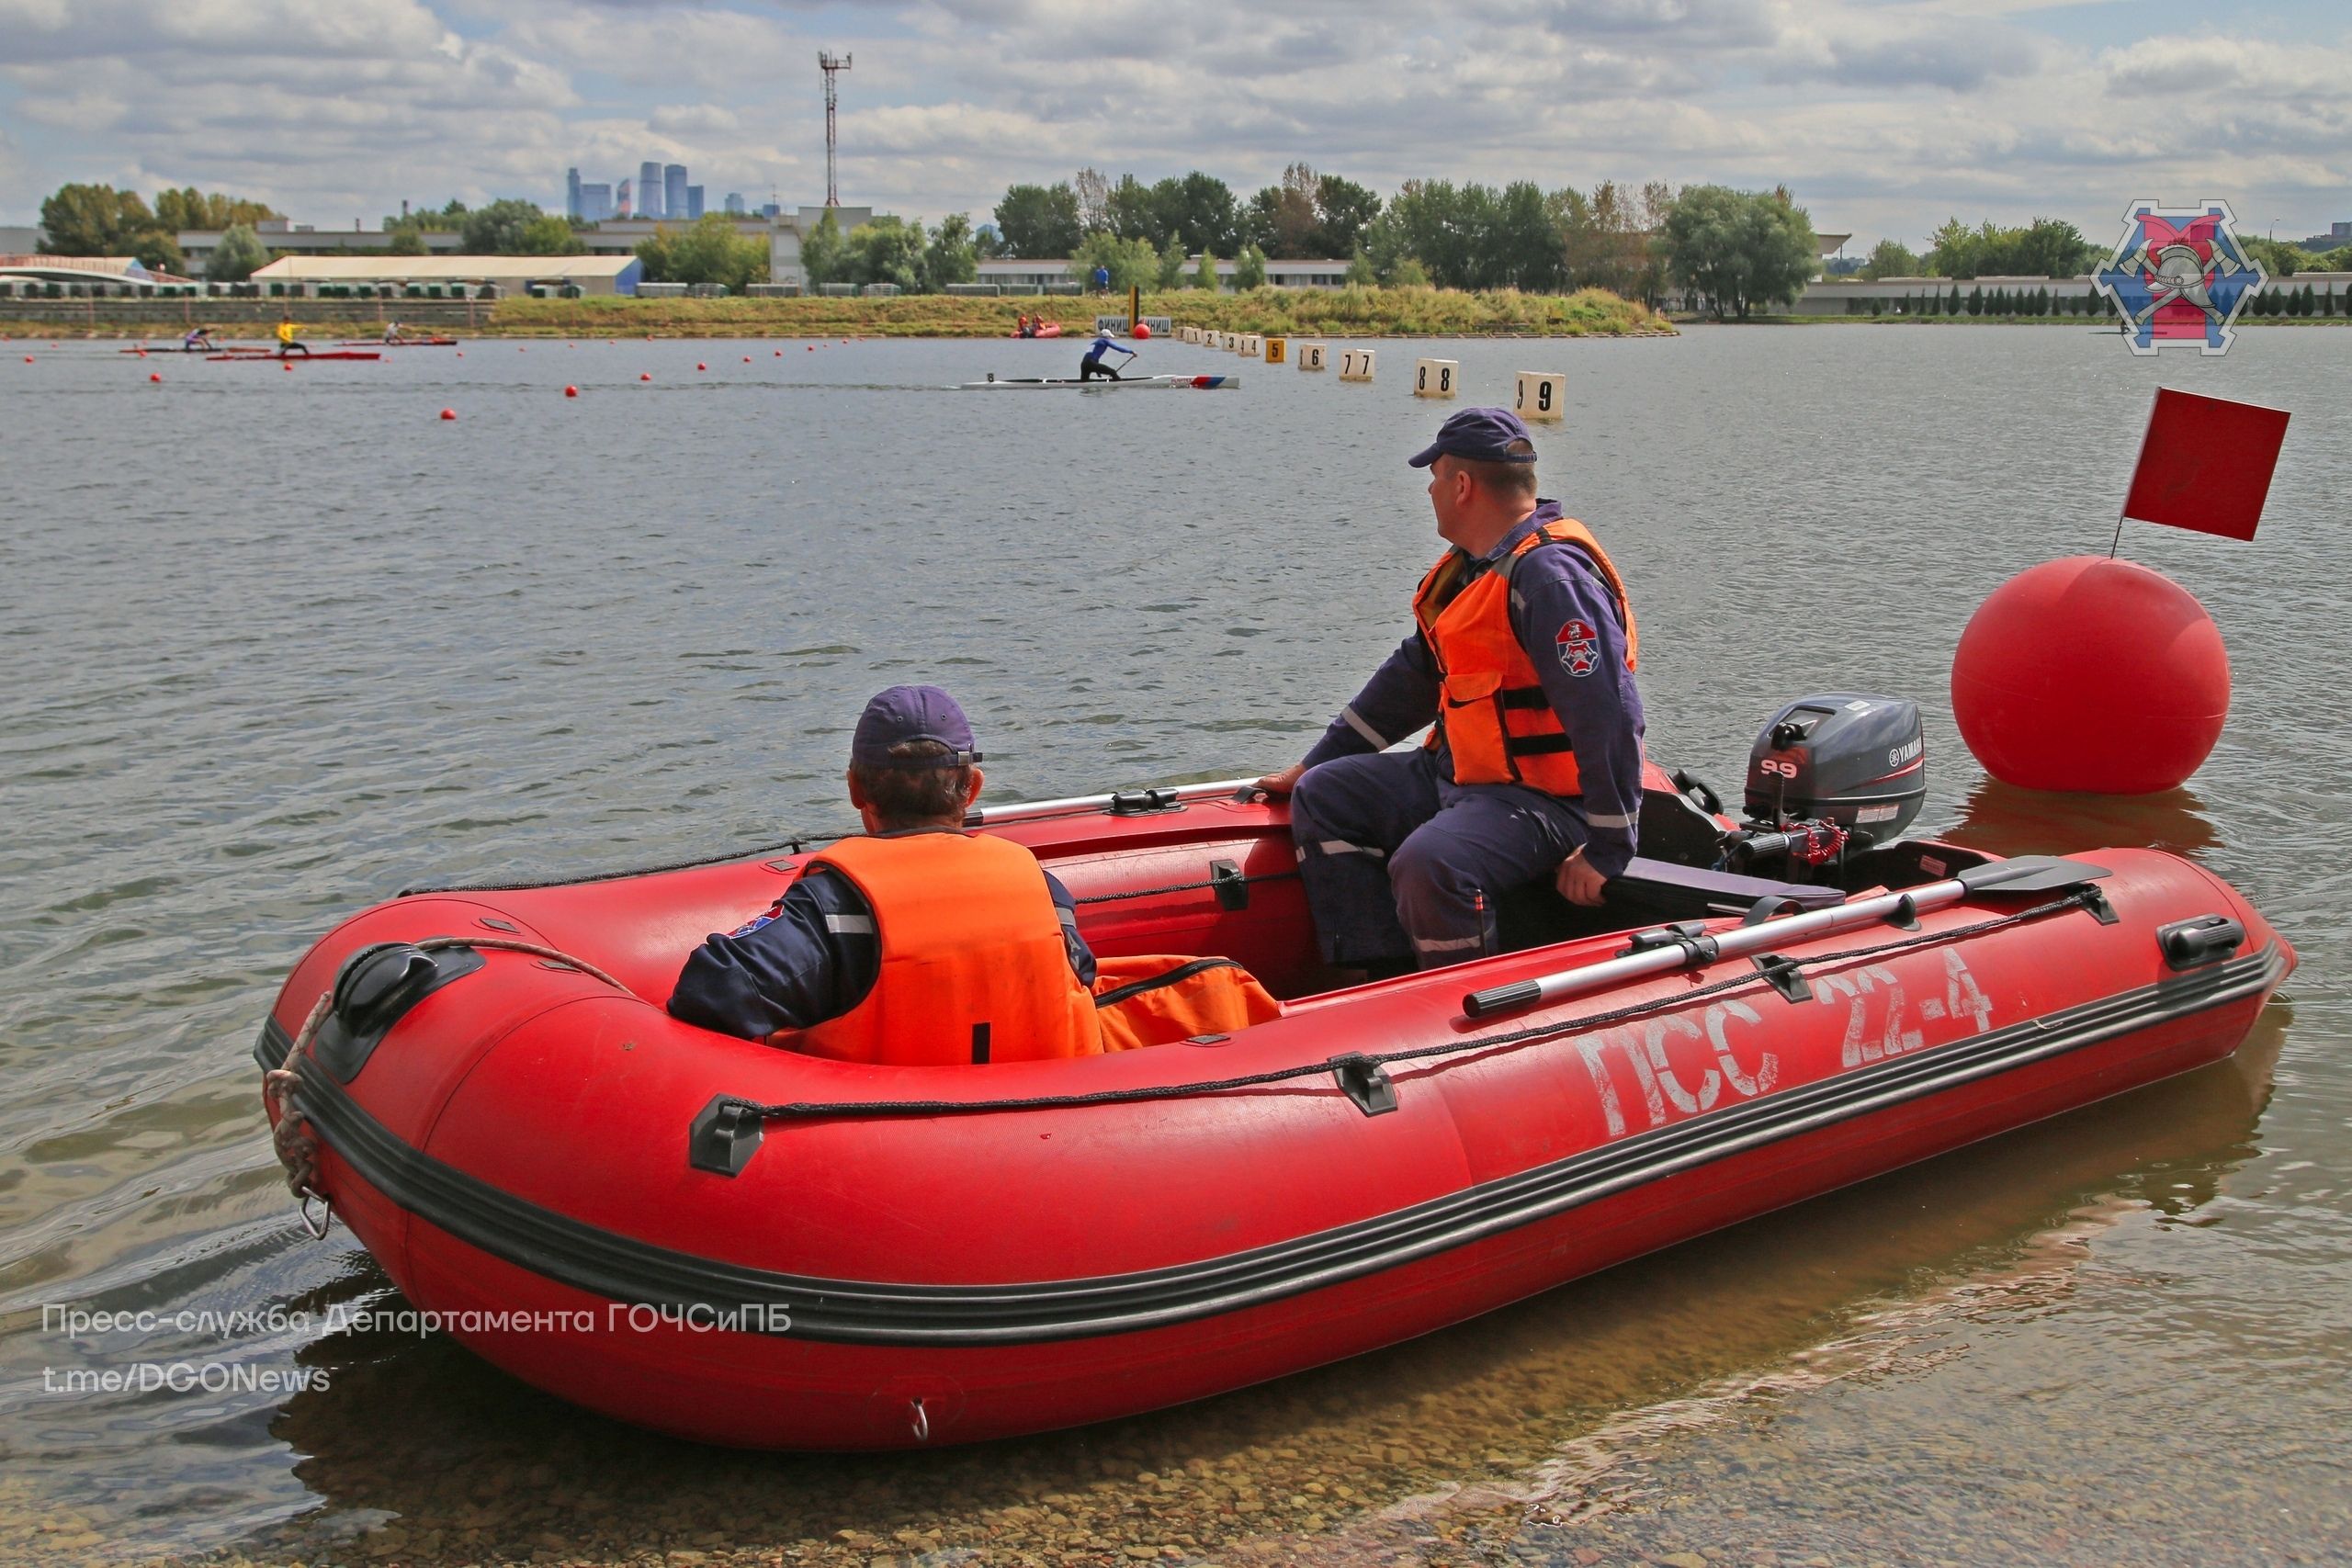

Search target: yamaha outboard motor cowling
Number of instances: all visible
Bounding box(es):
[1744,694,1925,845]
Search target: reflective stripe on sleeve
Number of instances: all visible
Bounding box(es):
[1340,705,1390,750]
[1411,932,1484,953]
[1585,811,1637,829]
[823,913,876,935]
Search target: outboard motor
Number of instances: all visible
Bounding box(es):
[1741,694,1926,847]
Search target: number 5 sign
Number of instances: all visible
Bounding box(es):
[1514,371,1566,422]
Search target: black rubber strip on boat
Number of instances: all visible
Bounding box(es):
[253,943,2285,1347]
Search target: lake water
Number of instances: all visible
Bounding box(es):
[1,324,2346,1566]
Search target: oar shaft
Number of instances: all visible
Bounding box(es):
[1464,877,1975,1018]
[967,775,1261,827]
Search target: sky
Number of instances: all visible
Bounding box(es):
[1,0,2346,252]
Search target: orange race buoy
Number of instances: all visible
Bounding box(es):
[1132,322,1152,340]
[24,355,33,363]
[439,408,457,421]
[742,355,751,362]
[639,371,651,380]
[564,385,579,398]
[282,363,293,372]
[149,372,162,382]
[1951,555,2230,795]
[696,362,707,371]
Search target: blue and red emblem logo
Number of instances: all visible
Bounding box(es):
[1556,619,1600,678]
[2092,199,2266,355]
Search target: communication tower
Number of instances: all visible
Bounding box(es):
[818,51,852,207]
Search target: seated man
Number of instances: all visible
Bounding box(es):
[1256,407,1646,975]
[670,685,1102,1063]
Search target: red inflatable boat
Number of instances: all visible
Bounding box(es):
[258,702,2290,1450]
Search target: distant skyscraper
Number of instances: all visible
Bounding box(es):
[760,201,780,220]
[639,161,663,219]
[616,177,633,218]
[580,183,613,222]
[663,164,687,221]
[566,167,582,220]
[723,192,745,216]
[685,186,705,220]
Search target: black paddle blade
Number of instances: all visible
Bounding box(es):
[1956,855,2114,894]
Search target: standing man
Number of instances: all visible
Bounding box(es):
[1091,263,1112,295]
[274,312,309,357]
[1078,331,1135,382]
[1256,408,1645,974]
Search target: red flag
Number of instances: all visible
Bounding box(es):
[2120,388,2290,541]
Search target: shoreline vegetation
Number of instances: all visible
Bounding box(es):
[488,288,1678,338]
[0,287,1674,340]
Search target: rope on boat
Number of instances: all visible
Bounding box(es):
[399,837,820,897]
[1073,869,1300,905]
[736,891,2098,1123]
[264,937,631,1213]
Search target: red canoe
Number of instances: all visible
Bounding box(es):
[337,338,459,347]
[259,770,2290,1450]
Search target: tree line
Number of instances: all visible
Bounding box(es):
[37,184,278,276]
[1855,219,2352,283]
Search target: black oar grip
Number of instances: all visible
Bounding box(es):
[1463,979,1543,1019]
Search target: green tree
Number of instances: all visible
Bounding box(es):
[1157,238,1188,290]
[1154,172,1240,256]
[2240,237,2306,278]
[1232,243,1267,290]
[1390,256,1430,288]
[667,212,768,290]
[633,226,677,283]
[1312,174,1382,257]
[838,215,924,290]
[1660,186,1817,321]
[798,210,844,287]
[1105,175,1164,245]
[133,231,185,274]
[922,214,978,290]
[1860,238,1920,280]
[1073,167,1113,234]
[1344,248,1377,285]
[206,224,268,282]
[517,214,587,255]
[1494,179,1564,292]
[153,187,277,231]
[1193,250,1220,291]
[459,198,551,254]
[39,183,158,255]
[386,223,428,256]
[1250,163,1322,258]
[993,182,1082,256]
[1069,231,1159,292]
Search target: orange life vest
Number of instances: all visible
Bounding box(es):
[1412,515,1637,796]
[787,831,1102,1066]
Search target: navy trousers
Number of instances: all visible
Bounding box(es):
[1289,748,1589,968]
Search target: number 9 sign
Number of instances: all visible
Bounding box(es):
[1514,371,1566,422]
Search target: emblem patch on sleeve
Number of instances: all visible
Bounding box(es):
[1556,619,1600,677]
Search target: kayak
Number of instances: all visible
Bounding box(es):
[338,338,460,347]
[207,350,382,362]
[956,373,1238,390]
[255,692,2290,1450]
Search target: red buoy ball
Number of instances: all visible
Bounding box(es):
[149,372,162,382]
[639,371,651,381]
[439,407,457,421]
[1131,322,1152,340]
[564,384,579,398]
[696,362,707,371]
[1951,556,2230,795]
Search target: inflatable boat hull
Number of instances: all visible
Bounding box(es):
[259,793,2290,1449]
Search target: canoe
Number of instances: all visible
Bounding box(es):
[118,344,229,354]
[956,373,1238,390]
[337,338,459,347]
[255,722,2290,1450]
[208,350,381,362]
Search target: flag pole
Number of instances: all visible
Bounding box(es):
[2113,387,2163,558]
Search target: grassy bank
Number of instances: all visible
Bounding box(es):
[482,285,1674,339]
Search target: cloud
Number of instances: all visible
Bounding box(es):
[1,0,2346,247]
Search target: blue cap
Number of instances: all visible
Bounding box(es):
[850,685,981,768]
[1408,406,1539,468]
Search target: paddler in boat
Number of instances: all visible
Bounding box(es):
[182,324,215,352]
[1078,330,1134,381]
[382,320,406,345]
[1255,407,1645,977]
[274,312,309,356]
[668,685,1103,1061]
